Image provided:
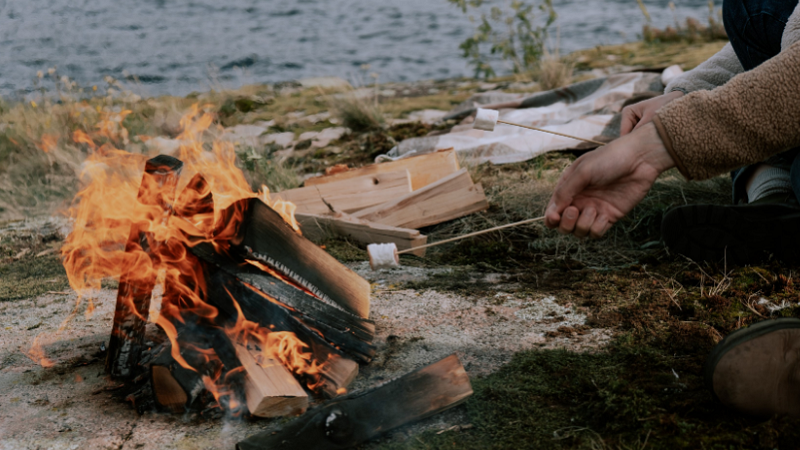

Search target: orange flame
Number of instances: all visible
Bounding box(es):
[32,103,323,410]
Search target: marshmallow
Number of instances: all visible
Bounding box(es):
[367,243,400,270]
[473,108,499,131]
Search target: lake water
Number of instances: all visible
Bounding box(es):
[0,0,722,98]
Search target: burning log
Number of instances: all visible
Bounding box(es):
[236,354,473,450]
[106,155,184,379]
[191,242,375,362]
[230,198,371,319]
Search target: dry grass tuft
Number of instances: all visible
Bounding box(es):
[536,48,575,91]
[329,90,385,133]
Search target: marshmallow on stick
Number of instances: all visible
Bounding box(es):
[472,107,607,146]
[473,108,499,131]
[367,243,399,270]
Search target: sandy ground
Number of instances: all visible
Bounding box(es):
[0,261,611,450]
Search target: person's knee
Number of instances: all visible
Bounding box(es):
[723,0,747,37]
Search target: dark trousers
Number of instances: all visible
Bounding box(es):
[723,0,800,202]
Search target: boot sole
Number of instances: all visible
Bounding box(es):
[703,318,800,402]
[661,203,800,265]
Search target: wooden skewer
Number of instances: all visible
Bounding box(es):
[397,216,545,255]
[497,119,607,146]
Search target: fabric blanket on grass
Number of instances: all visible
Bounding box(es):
[387,71,666,165]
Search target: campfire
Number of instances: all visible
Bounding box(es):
[29,105,473,447]
[46,105,371,418]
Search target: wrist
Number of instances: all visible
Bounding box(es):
[638,122,676,174]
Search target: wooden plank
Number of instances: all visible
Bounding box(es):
[234,198,372,319]
[273,170,412,215]
[234,344,308,418]
[304,148,460,191]
[106,154,183,380]
[237,354,473,450]
[353,168,489,229]
[296,212,428,257]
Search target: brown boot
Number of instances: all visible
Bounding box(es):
[705,318,800,417]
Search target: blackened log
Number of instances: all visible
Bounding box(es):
[204,266,355,363]
[225,198,371,319]
[236,354,473,450]
[149,325,246,416]
[191,242,375,362]
[106,155,183,379]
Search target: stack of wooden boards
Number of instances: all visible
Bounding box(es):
[273,149,488,256]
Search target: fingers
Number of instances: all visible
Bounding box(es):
[557,206,610,239]
[557,206,580,234]
[589,215,611,239]
[545,162,585,229]
[573,207,597,238]
[619,106,641,136]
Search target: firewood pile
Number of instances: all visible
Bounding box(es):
[93,148,478,447]
[286,148,489,256]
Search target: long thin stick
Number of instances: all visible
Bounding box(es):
[397,216,545,255]
[497,120,606,146]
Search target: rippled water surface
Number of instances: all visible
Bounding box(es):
[0,0,722,97]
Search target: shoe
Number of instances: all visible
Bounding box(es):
[661,193,800,265]
[704,318,800,417]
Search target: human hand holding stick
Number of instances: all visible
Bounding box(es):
[544,122,676,238]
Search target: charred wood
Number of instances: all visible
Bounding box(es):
[237,354,473,450]
[106,155,184,379]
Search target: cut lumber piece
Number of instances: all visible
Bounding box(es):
[353,168,489,229]
[304,148,460,191]
[273,170,412,215]
[319,356,359,399]
[234,344,308,418]
[151,366,188,413]
[106,154,183,379]
[230,198,372,319]
[237,354,473,450]
[296,212,428,257]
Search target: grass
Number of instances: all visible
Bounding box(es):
[368,254,800,450]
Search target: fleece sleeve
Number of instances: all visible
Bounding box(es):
[664,43,744,95]
[653,40,800,181]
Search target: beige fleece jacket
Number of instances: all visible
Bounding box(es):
[653,39,800,180]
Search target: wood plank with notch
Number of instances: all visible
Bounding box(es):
[234,344,308,418]
[234,198,372,319]
[273,170,412,215]
[237,354,473,450]
[304,148,459,191]
[353,168,489,229]
[296,212,428,257]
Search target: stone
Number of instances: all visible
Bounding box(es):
[261,132,295,148]
[221,124,268,147]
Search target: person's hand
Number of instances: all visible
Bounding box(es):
[545,122,675,238]
[620,90,683,136]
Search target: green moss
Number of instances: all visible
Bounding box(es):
[0,255,70,301]
[374,334,800,450]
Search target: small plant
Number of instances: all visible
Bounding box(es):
[449,0,557,78]
[641,1,727,44]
